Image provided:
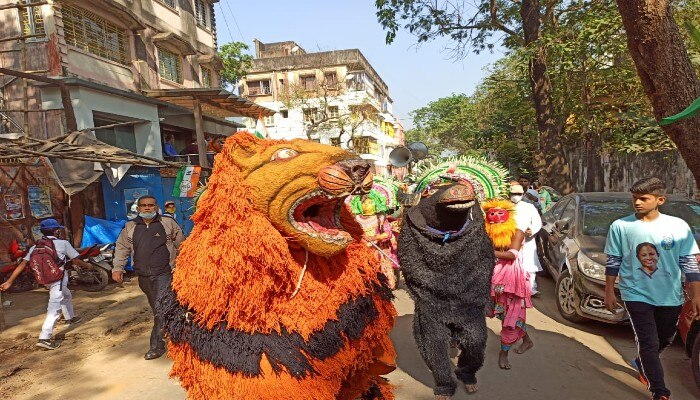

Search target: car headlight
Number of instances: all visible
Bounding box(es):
[578,252,606,281]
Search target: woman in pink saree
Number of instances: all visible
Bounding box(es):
[483,199,534,370]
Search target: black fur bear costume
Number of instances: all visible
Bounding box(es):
[398,182,495,397]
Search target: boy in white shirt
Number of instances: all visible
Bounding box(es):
[0,219,92,350]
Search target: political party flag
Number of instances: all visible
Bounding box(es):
[173,166,202,197]
[254,116,268,139]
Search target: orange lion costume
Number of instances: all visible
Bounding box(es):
[157,132,397,400]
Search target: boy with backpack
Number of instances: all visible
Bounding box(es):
[604,177,700,400]
[0,218,93,350]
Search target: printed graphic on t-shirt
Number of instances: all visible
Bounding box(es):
[635,242,660,278]
[660,236,675,250]
[604,213,700,306]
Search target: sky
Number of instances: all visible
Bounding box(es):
[215,0,505,128]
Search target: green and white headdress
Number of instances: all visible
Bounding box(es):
[412,156,509,200]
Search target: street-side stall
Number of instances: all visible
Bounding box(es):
[0,130,185,283]
[0,157,66,264]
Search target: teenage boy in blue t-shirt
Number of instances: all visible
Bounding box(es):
[604,177,700,400]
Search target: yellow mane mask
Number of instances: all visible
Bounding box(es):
[482,199,517,251]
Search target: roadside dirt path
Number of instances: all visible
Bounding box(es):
[1,277,698,400]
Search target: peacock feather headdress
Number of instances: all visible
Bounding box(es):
[412,156,509,200]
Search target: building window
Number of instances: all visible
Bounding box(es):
[195,0,210,28]
[62,5,129,64]
[93,114,137,153]
[281,110,289,118]
[328,106,339,119]
[155,0,176,9]
[354,137,379,155]
[20,0,45,37]
[158,47,182,83]
[303,108,318,122]
[264,115,275,126]
[247,80,271,95]
[201,67,212,88]
[324,72,338,88]
[300,75,316,92]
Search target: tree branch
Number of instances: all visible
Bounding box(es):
[490,0,519,37]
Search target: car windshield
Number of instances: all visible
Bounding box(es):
[580,199,700,237]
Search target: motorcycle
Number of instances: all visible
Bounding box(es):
[70,243,114,292]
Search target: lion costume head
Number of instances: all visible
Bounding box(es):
[158,132,396,400]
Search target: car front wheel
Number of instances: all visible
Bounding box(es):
[556,269,586,323]
[693,329,700,389]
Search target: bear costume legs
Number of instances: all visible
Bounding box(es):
[413,304,487,396]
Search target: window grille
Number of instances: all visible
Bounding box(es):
[303,108,318,122]
[158,47,182,83]
[300,75,316,92]
[324,72,338,89]
[328,106,339,119]
[201,67,212,88]
[156,0,176,8]
[247,80,271,95]
[195,0,209,28]
[20,0,45,37]
[62,5,129,64]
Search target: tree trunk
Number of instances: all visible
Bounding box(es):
[520,0,575,194]
[616,0,700,190]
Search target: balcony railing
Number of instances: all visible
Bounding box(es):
[164,153,217,166]
[248,86,272,96]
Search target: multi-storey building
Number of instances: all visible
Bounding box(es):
[241,40,403,176]
[0,0,271,242]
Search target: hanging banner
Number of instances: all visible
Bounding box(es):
[27,185,53,218]
[4,194,24,220]
[173,166,202,198]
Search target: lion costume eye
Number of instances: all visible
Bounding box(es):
[271,148,299,161]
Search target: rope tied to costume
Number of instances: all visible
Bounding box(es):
[290,248,308,299]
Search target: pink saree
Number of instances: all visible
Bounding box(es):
[488,249,533,349]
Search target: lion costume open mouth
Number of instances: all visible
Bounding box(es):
[289,190,352,244]
[158,133,396,400]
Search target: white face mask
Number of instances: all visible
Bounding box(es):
[510,195,523,204]
[139,211,158,219]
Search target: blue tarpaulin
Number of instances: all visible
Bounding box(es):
[80,216,131,271]
[80,216,125,247]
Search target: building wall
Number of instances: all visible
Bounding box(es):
[242,47,403,176]
[0,0,222,140]
[567,147,698,198]
[41,85,163,159]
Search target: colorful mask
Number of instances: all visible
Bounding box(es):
[361,198,376,216]
[486,207,510,224]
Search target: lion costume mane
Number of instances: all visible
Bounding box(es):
[157,132,396,400]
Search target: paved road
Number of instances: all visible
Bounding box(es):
[389,276,699,399]
[1,275,698,399]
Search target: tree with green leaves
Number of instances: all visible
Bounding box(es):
[615,0,700,187]
[376,0,698,192]
[399,0,682,188]
[376,0,574,193]
[408,94,478,155]
[218,42,253,88]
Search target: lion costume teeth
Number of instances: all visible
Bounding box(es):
[157,132,396,400]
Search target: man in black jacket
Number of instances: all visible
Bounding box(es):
[112,195,185,360]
